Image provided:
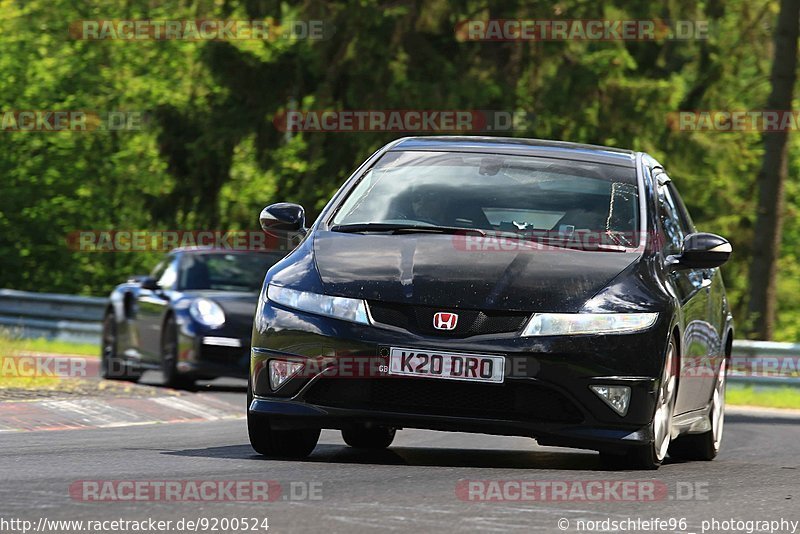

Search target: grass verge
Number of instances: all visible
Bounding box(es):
[727,385,800,410]
[0,334,98,357]
[1,333,97,392]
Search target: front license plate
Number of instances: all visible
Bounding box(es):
[388,347,505,383]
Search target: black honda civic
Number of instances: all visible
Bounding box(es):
[248,136,733,469]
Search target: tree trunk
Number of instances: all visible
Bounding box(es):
[747,0,800,340]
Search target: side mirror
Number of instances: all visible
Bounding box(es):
[669,232,732,269]
[139,276,160,291]
[260,203,306,234]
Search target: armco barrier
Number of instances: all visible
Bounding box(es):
[0,289,106,344]
[729,340,800,386]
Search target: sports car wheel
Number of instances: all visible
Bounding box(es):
[100,312,141,382]
[161,315,194,389]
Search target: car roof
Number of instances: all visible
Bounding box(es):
[391,136,637,168]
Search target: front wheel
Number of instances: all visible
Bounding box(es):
[669,358,726,461]
[161,315,194,389]
[100,312,141,382]
[248,414,320,458]
[602,338,678,470]
[247,379,320,458]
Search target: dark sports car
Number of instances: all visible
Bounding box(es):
[102,247,286,388]
[247,136,733,469]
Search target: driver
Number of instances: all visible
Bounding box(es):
[409,187,441,224]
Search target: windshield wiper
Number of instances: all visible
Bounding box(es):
[496,233,631,253]
[329,223,486,236]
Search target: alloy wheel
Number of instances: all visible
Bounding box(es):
[653,340,678,462]
[711,358,727,452]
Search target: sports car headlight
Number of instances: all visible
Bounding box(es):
[189,298,226,328]
[267,284,369,325]
[521,312,658,336]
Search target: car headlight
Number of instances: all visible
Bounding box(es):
[189,298,226,328]
[267,284,369,325]
[521,312,658,336]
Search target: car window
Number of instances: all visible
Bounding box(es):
[178,252,283,291]
[149,256,177,289]
[158,260,178,290]
[150,257,171,282]
[331,150,641,249]
[657,174,690,254]
[666,182,695,234]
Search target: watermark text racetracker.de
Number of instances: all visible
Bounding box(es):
[456,479,709,502]
[669,110,800,132]
[451,230,661,253]
[0,516,270,533]
[1,111,144,132]
[455,19,710,41]
[69,479,322,502]
[273,109,534,132]
[69,19,329,41]
[0,355,90,379]
[67,230,292,252]
[256,353,800,381]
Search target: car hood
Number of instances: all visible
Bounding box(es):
[312,231,640,312]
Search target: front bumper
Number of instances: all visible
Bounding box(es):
[176,322,250,379]
[251,397,654,453]
[249,302,670,452]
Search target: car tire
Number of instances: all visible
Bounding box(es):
[246,378,320,458]
[161,315,194,389]
[669,358,727,461]
[602,337,679,470]
[100,312,141,382]
[341,426,396,449]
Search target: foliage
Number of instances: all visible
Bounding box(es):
[0,0,798,339]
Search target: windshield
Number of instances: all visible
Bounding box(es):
[331,151,641,249]
[178,252,284,292]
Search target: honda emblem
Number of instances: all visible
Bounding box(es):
[433,312,458,331]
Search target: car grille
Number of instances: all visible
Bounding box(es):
[303,377,583,423]
[368,301,530,337]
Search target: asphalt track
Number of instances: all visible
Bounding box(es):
[1,375,798,534]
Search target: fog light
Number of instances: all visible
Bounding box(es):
[269,360,304,391]
[590,385,631,416]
